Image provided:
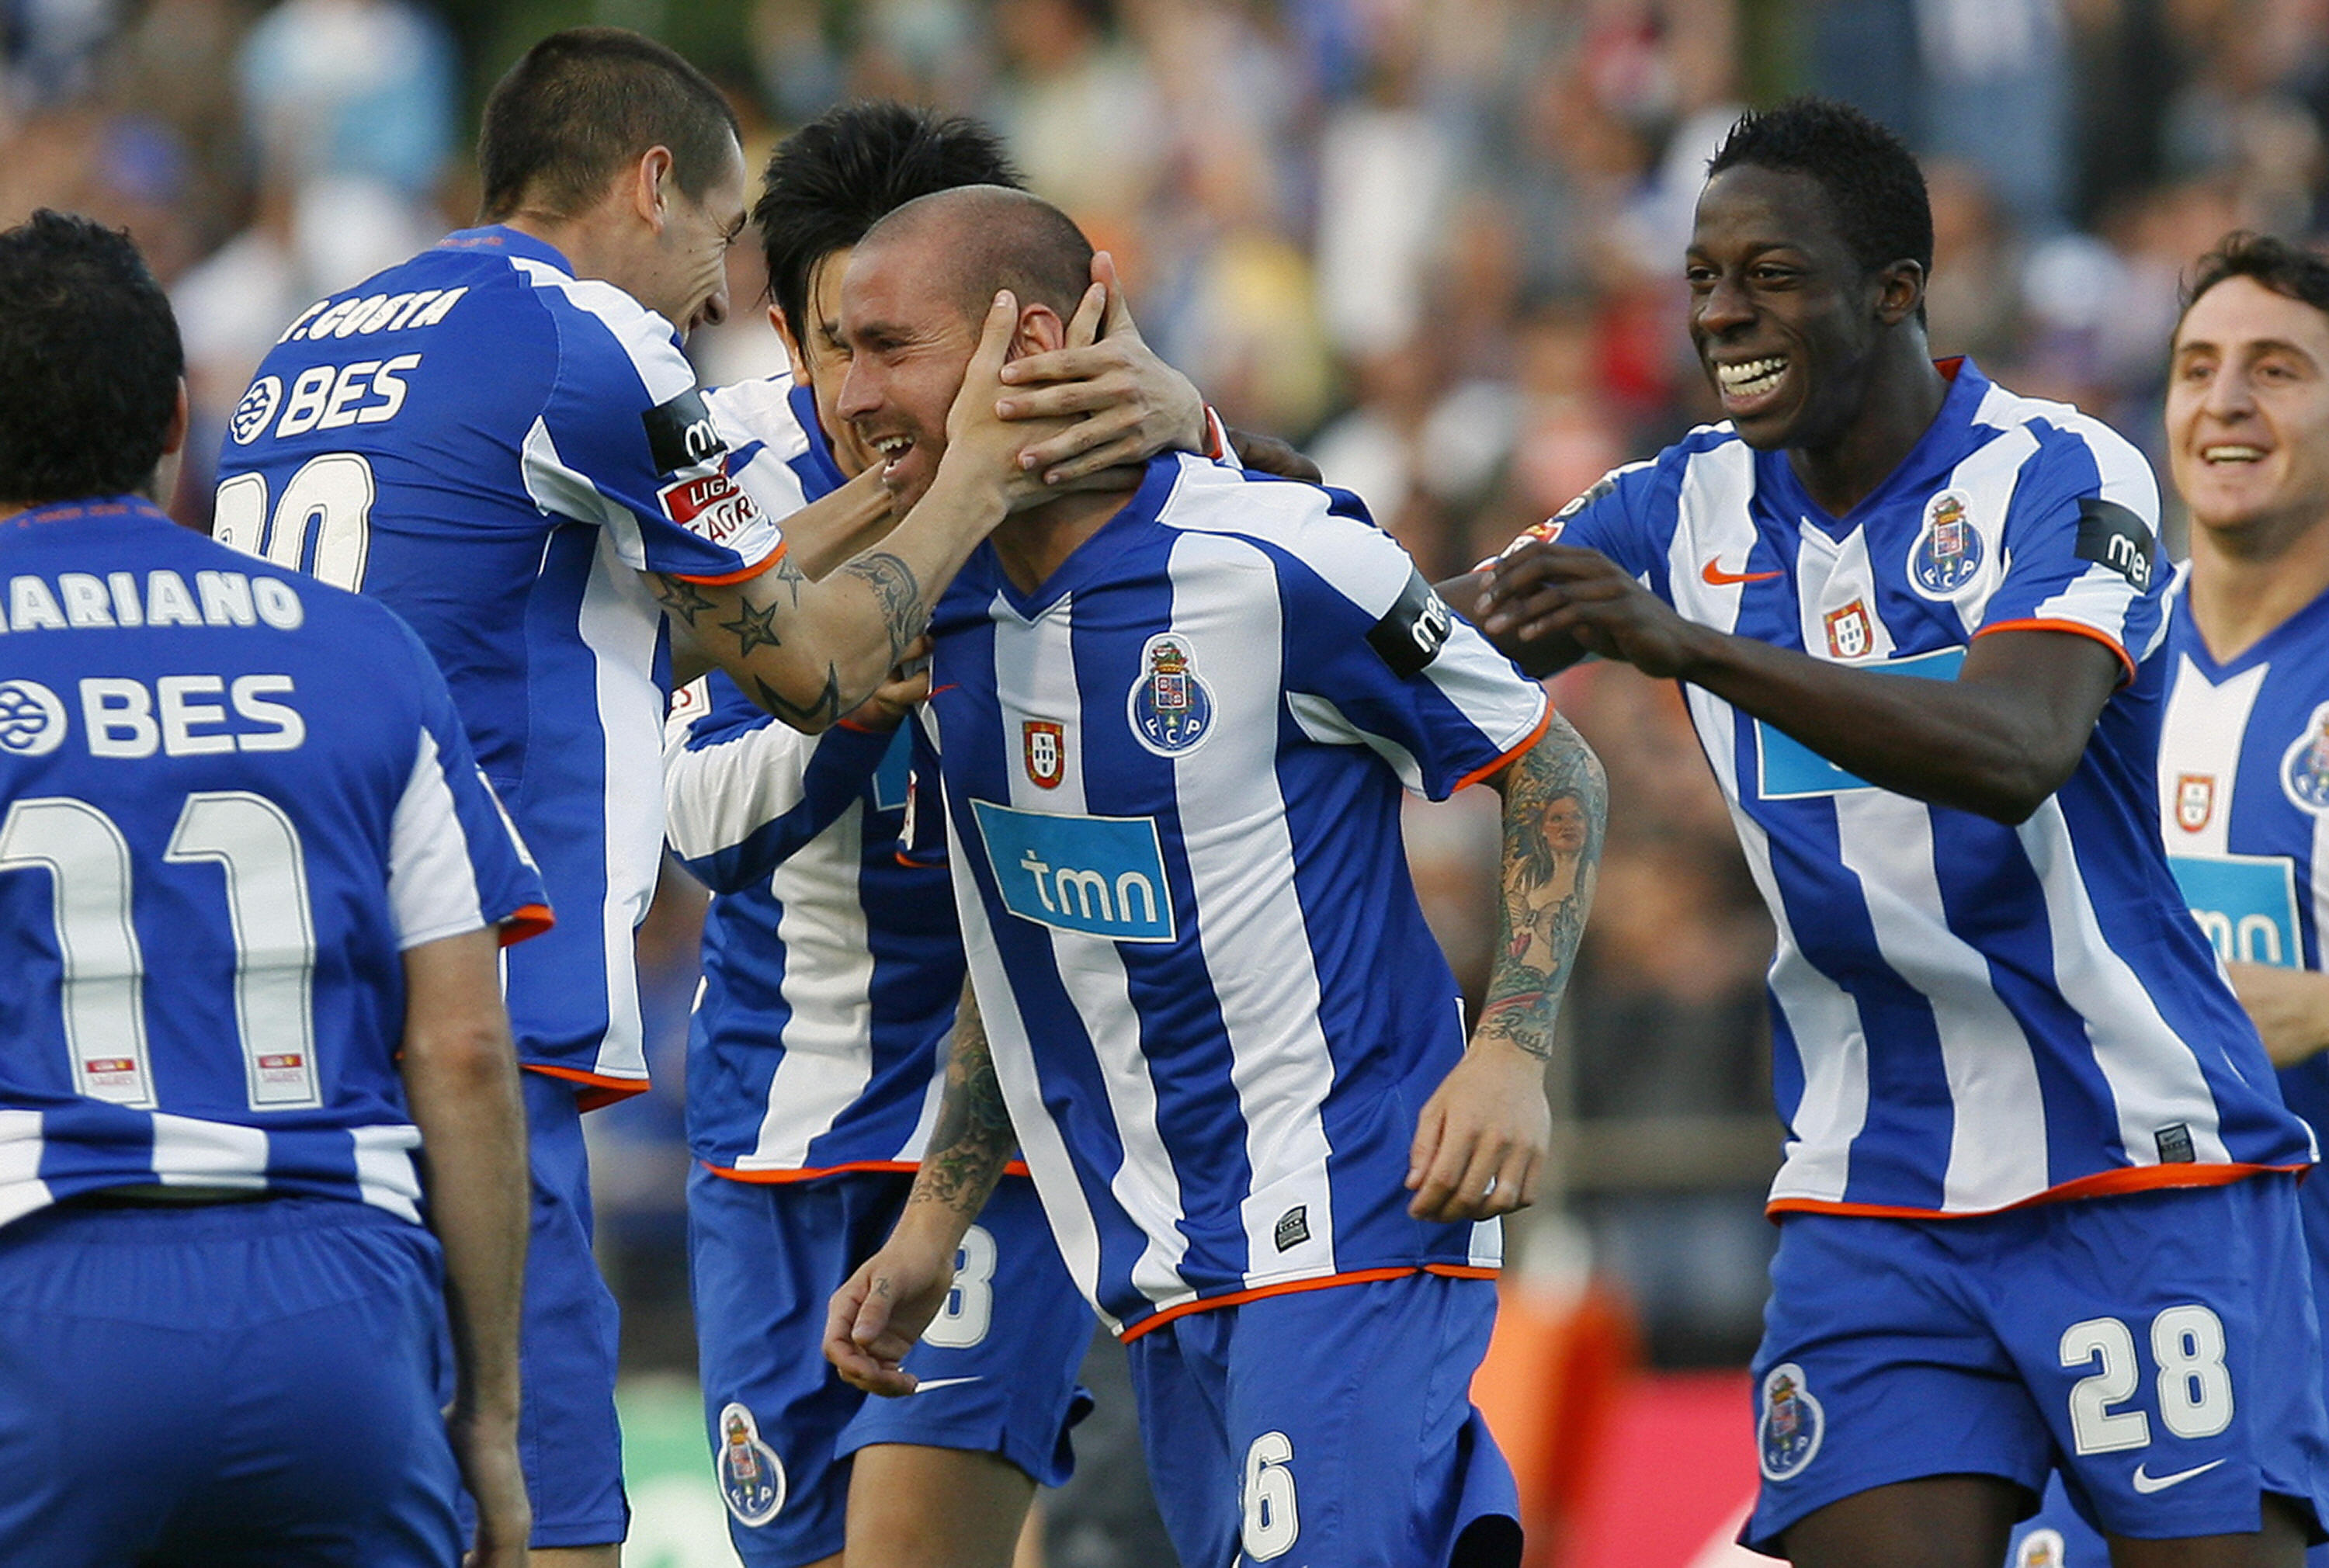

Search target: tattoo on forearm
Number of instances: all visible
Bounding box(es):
[1480,713,1605,1061]
[914,985,1017,1216]
[651,575,716,627]
[838,550,925,664]
[753,669,842,731]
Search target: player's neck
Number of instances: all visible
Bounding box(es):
[1786,342,1949,519]
[2186,508,2329,662]
[990,487,1138,596]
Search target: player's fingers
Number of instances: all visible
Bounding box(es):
[1066,279,1107,352]
[964,290,1019,384]
[1407,1101,1446,1192]
[997,374,1122,421]
[1095,250,1143,342]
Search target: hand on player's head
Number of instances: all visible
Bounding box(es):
[937,290,1085,511]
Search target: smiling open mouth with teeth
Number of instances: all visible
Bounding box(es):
[1716,356,1789,399]
[2201,444,2265,463]
[872,434,915,458]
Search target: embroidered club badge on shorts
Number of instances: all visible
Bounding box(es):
[715,1402,786,1528]
[1758,1362,1824,1482]
[1024,720,1066,789]
[2283,702,2329,815]
[1128,633,1214,757]
[1911,489,1984,597]
[2014,1528,2066,1568]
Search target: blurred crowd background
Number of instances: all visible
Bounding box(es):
[6,0,2324,1393]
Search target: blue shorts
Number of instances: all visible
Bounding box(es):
[1123,1271,1521,1568]
[688,1167,1093,1568]
[0,1196,461,1567]
[511,1070,627,1548]
[2008,1473,2329,1568]
[1748,1175,2329,1555]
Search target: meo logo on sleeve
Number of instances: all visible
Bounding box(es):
[970,800,1176,942]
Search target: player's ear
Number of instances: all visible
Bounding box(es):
[631,146,675,230]
[1875,258,1925,327]
[769,305,812,387]
[1011,303,1067,361]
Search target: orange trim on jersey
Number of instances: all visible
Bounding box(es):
[1765,1160,2307,1222]
[1973,617,2136,687]
[1454,702,1556,793]
[703,1157,1034,1183]
[522,1061,648,1112]
[673,539,788,588]
[1116,1262,1501,1342]
[497,904,554,947]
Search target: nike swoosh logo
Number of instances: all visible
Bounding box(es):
[1702,558,1783,586]
[911,1376,983,1394]
[2131,1458,2227,1493]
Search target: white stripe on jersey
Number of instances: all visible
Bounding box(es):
[0,1111,49,1229]
[1835,793,2049,1205]
[1930,423,2032,638]
[2023,798,2233,1165]
[151,1112,268,1188]
[2159,655,2267,860]
[1283,692,1425,792]
[1668,446,1876,1204]
[662,692,815,862]
[995,595,1192,1308]
[351,1122,424,1223]
[745,809,880,1168]
[951,828,1118,1331]
[571,526,663,1085]
[520,417,637,549]
[1162,530,1339,1285]
[388,727,491,950]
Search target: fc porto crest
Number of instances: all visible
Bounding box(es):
[2283,702,2329,815]
[1911,489,1984,597]
[1823,599,1874,661]
[715,1402,786,1528]
[1757,1362,1824,1482]
[1128,633,1214,757]
[2014,1529,2066,1568]
[2175,773,2216,833]
[1023,719,1066,789]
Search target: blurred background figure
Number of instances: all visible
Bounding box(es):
[22,1,2329,1562]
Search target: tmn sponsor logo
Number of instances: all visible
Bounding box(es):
[970,800,1175,942]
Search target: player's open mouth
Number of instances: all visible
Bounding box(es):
[1715,355,1789,409]
[870,432,915,481]
[2200,444,2265,465]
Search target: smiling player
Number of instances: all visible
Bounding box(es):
[1470,103,2329,1568]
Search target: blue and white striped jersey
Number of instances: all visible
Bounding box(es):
[664,373,965,1177]
[1514,359,2312,1217]
[0,498,547,1230]
[922,453,1550,1337]
[2157,572,2329,1196]
[213,227,784,1104]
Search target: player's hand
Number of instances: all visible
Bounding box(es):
[842,638,932,732]
[996,251,1206,487]
[1226,428,1324,483]
[1478,539,1708,678]
[2226,961,2329,1068]
[940,290,1081,512]
[1405,1038,1550,1223]
[447,1407,531,1567]
[824,1226,959,1397]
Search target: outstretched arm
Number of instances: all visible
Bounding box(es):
[1406,713,1605,1222]
[826,978,1019,1395]
[651,293,1053,731]
[1467,540,2121,824]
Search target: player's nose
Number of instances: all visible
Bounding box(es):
[1696,272,1755,335]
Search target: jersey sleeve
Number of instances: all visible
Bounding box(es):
[521,279,786,585]
[663,671,898,893]
[1485,458,1665,581]
[1280,498,1551,799]
[1972,417,2165,682]
[386,621,552,949]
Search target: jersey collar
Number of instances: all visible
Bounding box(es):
[977,452,1185,622]
[2172,566,2329,681]
[3,494,172,531]
[436,224,577,275]
[1757,356,1994,539]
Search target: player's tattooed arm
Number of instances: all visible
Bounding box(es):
[1406,713,1603,1223]
[1479,711,1606,1060]
[835,550,925,666]
[826,978,1015,1398]
[912,980,1019,1219]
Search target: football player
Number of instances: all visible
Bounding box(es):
[1470,102,2327,1568]
[0,210,541,1566]
[822,185,1606,1568]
